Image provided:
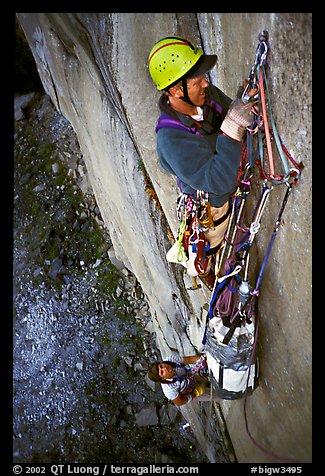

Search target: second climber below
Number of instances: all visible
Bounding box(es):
[148,353,220,406]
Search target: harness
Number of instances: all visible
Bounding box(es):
[156,98,224,138]
[157,100,230,290]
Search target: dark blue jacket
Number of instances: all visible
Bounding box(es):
[156,84,242,207]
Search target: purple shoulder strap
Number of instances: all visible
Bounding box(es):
[155,114,203,137]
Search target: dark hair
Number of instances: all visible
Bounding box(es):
[163,78,182,94]
[148,362,161,382]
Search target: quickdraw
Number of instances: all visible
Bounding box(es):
[173,189,216,288]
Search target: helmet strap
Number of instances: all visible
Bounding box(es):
[180,77,196,107]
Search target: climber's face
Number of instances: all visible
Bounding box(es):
[186,75,209,106]
[170,75,209,107]
[158,363,175,380]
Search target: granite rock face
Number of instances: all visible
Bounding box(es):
[16,13,312,463]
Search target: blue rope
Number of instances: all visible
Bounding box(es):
[253,184,292,293]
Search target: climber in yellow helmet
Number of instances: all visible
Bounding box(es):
[147,37,257,280]
[148,353,220,406]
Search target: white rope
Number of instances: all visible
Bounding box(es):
[247,184,271,246]
[217,264,242,283]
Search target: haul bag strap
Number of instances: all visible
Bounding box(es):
[222,314,242,345]
[219,362,224,388]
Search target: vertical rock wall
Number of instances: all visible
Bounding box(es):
[16,12,312,463]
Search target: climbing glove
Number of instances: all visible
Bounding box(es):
[193,385,205,398]
[220,98,255,141]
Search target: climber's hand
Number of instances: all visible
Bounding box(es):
[242,84,258,103]
[220,97,256,141]
[237,78,258,101]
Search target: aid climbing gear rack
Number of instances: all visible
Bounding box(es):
[203,29,304,463]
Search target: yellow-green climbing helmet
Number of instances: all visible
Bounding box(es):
[148,36,203,90]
